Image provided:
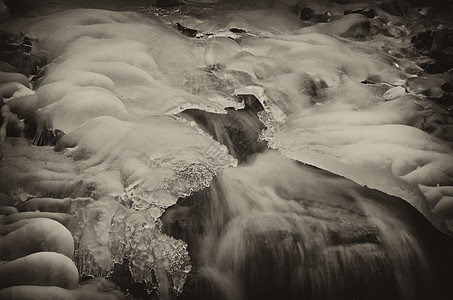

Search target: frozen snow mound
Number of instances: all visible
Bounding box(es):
[55,115,236,211]
[4,8,240,139]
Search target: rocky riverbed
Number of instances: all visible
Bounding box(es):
[1,0,453,299]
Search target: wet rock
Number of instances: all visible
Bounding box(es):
[175,23,197,38]
[0,32,33,75]
[150,0,183,7]
[380,22,408,38]
[109,259,133,293]
[31,57,47,76]
[428,29,453,73]
[418,109,453,137]
[431,29,453,52]
[428,48,453,74]
[422,86,444,99]
[161,204,204,264]
[312,12,332,23]
[180,98,267,163]
[344,8,376,19]
[405,77,439,94]
[411,29,453,73]
[230,28,246,34]
[414,55,436,69]
[361,74,382,84]
[411,30,433,50]
[108,258,159,299]
[377,0,408,16]
[33,128,65,146]
[336,14,371,39]
[299,7,314,21]
[0,1,8,22]
[441,82,453,93]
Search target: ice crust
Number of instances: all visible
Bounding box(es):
[3,8,238,294]
[2,1,453,296]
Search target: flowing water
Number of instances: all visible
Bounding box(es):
[1,0,453,299]
[164,107,448,300]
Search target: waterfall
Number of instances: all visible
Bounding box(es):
[165,150,443,300]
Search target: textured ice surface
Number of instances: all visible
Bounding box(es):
[6,9,240,122]
[0,127,225,293]
[71,197,191,297]
[2,2,453,298]
[56,115,236,209]
[2,8,242,294]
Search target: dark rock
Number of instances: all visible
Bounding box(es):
[19,37,32,53]
[428,30,453,73]
[108,258,158,300]
[33,128,65,147]
[0,2,8,22]
[150,0,184,8]
[427,47,453,73]
[175,23,197,38]
[312,12,332,23]
[0,32,34,75]
[411,30,433,50]
[230,28,246,34]
[299,7,314,21]
[160,204,203,259]
[411,29,453,73]
[405,77,438,93]
[414,55,436,69]
[361,74,382,84]
[344,8,376,19]
[31,57,47,75]
[80,274,95,282]
[109,259,133,292]
[422,86,444,98]
[179,96,266,163]
[441,82,453,93]
[4,0,35,16]
[431,29,453,52]
[377,0,408,17]
[337,14,371,40]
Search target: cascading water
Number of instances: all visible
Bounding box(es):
[164,150,445,300]
[164,103,451,300]
[164,152,437,299]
